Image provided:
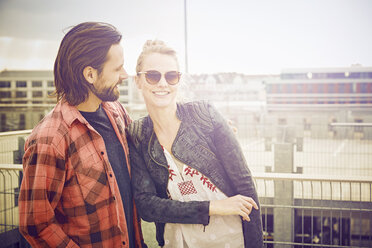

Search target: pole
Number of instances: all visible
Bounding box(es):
[184,0,189,73]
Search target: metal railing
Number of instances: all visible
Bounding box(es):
[254,173,372,247]
[0,164,26,247]
[0,164,22,231]
[1,165,371,247]
[1,125,372,247]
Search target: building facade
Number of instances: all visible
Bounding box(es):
[0,70,137,131]
[264,66,372,140]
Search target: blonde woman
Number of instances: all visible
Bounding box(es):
[127,40,263,248]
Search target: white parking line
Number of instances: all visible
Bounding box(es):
[333,139,348,157]
[243,139,264,148]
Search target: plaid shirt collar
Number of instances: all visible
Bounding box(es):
[58,99,120,127]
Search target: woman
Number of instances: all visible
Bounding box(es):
[127,40,263,247]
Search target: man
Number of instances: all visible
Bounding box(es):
[19,22,146,248]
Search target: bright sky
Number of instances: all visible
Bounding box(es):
[0,0,371,75]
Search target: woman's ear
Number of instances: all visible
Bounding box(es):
[83,66,98,85]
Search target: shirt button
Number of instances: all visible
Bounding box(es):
[122,241,126,245]
[109,173,113,177]
[113,196,116,201]
[101,151,104,155]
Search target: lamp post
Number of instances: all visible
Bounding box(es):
[184,0,189,73]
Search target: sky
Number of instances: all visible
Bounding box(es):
[0,0,371,75]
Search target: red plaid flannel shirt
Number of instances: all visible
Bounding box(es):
[19,100,144,248]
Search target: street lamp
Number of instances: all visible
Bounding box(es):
[184,0,189,73]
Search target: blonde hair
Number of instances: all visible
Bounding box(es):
[136,39,192,102]
[136,40,179,74]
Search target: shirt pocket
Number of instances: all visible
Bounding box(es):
[72,151,111,206]
[75,164,111,205]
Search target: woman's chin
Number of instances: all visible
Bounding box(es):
[146,98,176,110]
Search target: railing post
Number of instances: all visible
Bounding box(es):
[273,125,294,247]
[13,136,31,248]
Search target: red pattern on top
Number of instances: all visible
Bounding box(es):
[183,167,217,193]
[200,175,217,192]
[184,167,200,177]
[177,181,198,195]
[168,165,177,181]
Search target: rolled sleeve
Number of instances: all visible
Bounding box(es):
[19,141,77,247]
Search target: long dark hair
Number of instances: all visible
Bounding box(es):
[53,22,122,105]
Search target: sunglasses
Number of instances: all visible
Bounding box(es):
[137,70,181,85]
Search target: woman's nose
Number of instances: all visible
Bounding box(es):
[157,75,168,87]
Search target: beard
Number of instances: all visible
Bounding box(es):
[89,80,120,102]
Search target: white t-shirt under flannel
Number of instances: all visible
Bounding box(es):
[163,149,244,248]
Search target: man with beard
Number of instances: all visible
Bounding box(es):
[18,22,146,248]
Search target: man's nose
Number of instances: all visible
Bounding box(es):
[120,68,128,80]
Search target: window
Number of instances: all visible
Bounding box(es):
[313,73,326,79]
[1,114,7,132]
[19,114,26,130]
[122,79,128,86]
[120,89,128,95]
[47,81,54,87]
[296,84,303,93]
[354,119,363,133]
[278,118,287,125]
[303,118,311,130]
[311,84,317,93]
[277,84,283,93]
[317,84,325,93]
[338,83,346,93]
[0,81,11,88]
[16,81,27,87]
[281,73,307,80]
[267,84,272,93]
[16,91,27,98]
[368,83,372,93]
[360,83,368,93]
[349,72,361,79]
[327,73,344,79]
[32,91,43,97]
[0,92,11,98]
[282,84,290,93]
[328,84,335,93]
[14,187,20,206]
[32,81,42,87]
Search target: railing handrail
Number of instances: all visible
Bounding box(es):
[0,164,23,170]
[1,164,371,183]
[0,129,32,137]
[330,122,372,127]
[253,172,372,183]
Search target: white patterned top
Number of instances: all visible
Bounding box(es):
[162,148,244,248]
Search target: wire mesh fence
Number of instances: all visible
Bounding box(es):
[1,123,372,247]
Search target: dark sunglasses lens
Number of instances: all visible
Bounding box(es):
[165,71,180,85]
[145,71,161,84]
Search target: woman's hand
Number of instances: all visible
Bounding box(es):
[209,195,258,222]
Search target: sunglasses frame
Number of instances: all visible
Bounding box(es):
[137,70,181,85]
